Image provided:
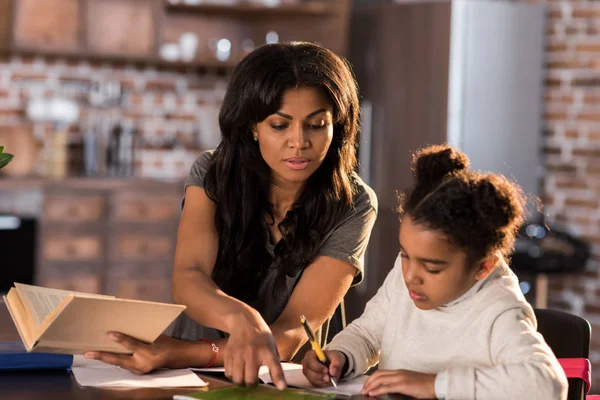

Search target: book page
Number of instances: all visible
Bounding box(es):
[3,290,36,349]
[14,283,73,331]
[14,283,114,331]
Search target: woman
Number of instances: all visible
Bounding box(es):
[85,42,377,389]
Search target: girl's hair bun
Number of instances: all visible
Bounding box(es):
[413,144,470,187]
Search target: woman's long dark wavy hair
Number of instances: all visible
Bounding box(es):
[203,42,361,302]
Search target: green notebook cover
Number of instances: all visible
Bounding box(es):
[173,385,336,400]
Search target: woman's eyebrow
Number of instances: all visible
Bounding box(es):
[275,108,328,120]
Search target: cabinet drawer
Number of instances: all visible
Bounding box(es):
[86,0,155,57]
[108,278,171,302]
[43,195,105,223]
[112,196,179,223]
[13,0,80,52]
[38,275,101,295]
[112,234,173,261]
[43,235,102,261]
[0,0,11,49]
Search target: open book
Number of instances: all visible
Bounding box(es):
[3,283,185,355]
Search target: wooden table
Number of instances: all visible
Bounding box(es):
[0,303,405,399]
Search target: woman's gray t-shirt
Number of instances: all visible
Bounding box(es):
[171,151,378,350]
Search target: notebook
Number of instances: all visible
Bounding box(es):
[0,341,73,371]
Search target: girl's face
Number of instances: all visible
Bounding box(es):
[398,215,493,310]
[253,86,334,188]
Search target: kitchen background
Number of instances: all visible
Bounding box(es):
[0,0,599,391]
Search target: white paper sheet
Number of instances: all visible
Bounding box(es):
[192,362,367,396]
[259,366,368,396]
[310,375,369,396]
[72,354,110,368]
[71,365,207,388]
[190,362,302,376]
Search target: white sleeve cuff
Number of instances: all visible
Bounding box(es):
[435,370,448,399]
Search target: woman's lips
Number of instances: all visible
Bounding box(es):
[284,158,309,170]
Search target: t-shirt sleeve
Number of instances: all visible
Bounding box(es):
[184,150,215,190]
[317,179,378,285]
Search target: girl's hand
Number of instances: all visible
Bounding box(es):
[361,369,437,399]
[224,309,286,390]
[84,333,175,375]
[301,349,346,387]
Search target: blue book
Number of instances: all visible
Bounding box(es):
[0,341,73,371]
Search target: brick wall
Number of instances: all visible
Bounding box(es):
[0,54,227,180]
[543,0,600,392]
[2,1,599,390]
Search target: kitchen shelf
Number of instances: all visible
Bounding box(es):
[0,47,239,72]
[164,1,338,17]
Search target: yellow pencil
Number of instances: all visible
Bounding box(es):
[300,315,338,388]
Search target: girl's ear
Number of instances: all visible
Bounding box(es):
[475,253,499,281]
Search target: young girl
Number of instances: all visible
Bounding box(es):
[302,144,568,399]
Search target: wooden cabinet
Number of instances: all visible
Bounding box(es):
[42,275,101,294]
[43,234,103,261]
[13,0,80,52]
[4,0,350,71]
[162,0,351,66]
[162,13,249,65]
[105,263,172,303]
[112,194,180,223]
[33,180,181,303]
[110,233,173,261]
[0,0,12,49]
[85,0,157,57]
[108,190,179,263]
[43,194,105,223]
[114,278,171,303]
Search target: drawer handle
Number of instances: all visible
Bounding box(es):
[66,205,80,218]
[137,205,149,218]
[65,244,78,256]
[138,243,149,254]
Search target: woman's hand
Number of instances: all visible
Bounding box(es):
[361,369,437,399]
[301,349,346,387]
[84,333,176,375]
[224,309,286,390]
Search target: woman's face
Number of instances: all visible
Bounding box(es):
[253,86,334,187]
[398,215,486,310]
